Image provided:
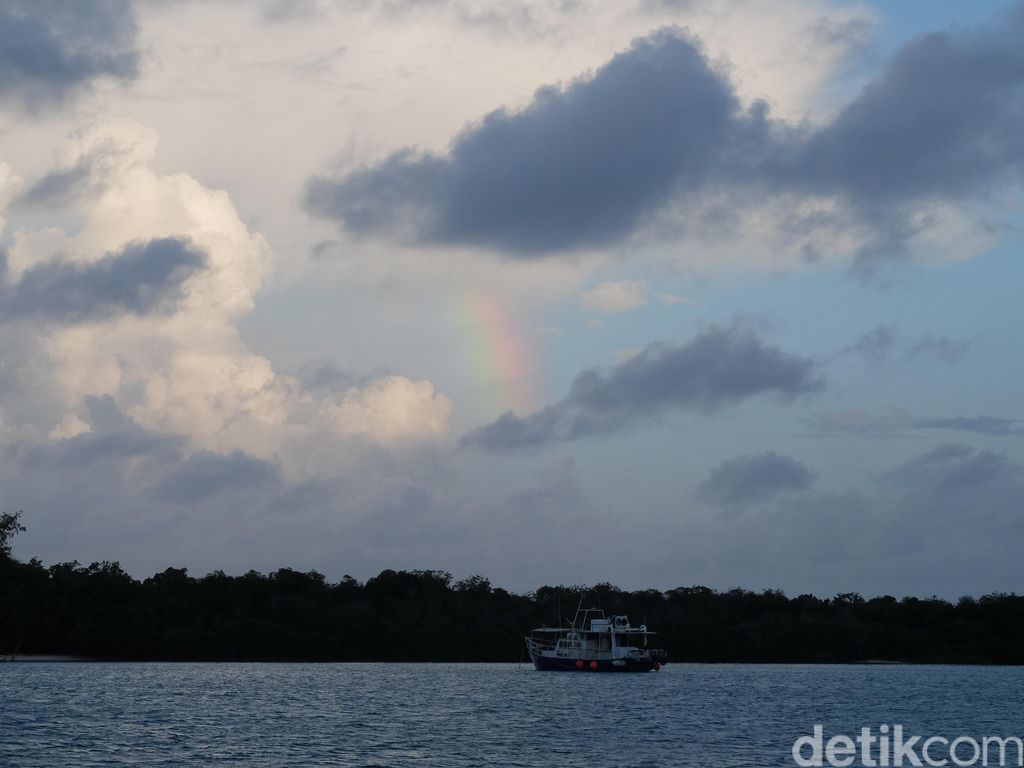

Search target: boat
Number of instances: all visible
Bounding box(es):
[525,605,667,672]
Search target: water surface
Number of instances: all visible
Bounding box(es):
[2,663,1021,766]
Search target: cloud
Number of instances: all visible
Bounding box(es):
[305,10,1024,269]
[1,401,332,575]
[14,119,160,210]
[0,0,140,106]
[294,359,395,396]
[806,408,914,436]
[0,238,206,324]
[0,120,452,474]
[2,399,584,586]
[323,375,453,444]
[305,27,759,255]
[808,410,1022,438]
[834,325,969,366]
[714,443,1024,597]
[613,347,642,363]
[881,443,1022,498]
[17,165,92,208]
[794,11,1024,206]
[908,335,970,364]
[461,324,822,451]
[580,280,647,314]
[913,416,1023,437]
[9,394,1024,598]
[696,451,816,507]
[836,325,895,363]
[152,449,283,505]
[656,293,690,305]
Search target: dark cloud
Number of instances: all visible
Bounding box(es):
[461,325,822,451]
[22,414,181,472]
[696,451,816,508]
[794,11,1024,205]
[0,1,139,106]
[0,238,206,324]
[153,451,282,505]
[305,27,769,255]
[306,9,1024,265]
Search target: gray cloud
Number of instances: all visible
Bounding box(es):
[834,325,969,366]
[7,397,1024,597]
[881,443,1022,499]
[908,335,971,364]
[2,395,479,584]
[5,400,323,575]
[0,238,206,324]
[794,13,1024,206]
[696,451,816,508]
[17,131,156,210]
[305,8,1024,264]
[294,359,395,397]
[305,27,768,255]
[806,409,914,436]
[835,325,896,364]
[808,410,1022,438]
[17,164,93,207]
[715,444,1024,598]
[153,451,282,505]
[914,416,1023,437]
[0,1,139,106]
[461,325,822,451]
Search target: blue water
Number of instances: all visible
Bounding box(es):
[1,663,1022,767]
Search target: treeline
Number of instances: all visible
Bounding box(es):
[2,518,1024,663]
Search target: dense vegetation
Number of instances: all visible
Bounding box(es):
[3,513,1024,663]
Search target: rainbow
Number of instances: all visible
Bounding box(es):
[452,294,538,417]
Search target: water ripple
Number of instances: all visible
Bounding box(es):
[1,663,1022,767]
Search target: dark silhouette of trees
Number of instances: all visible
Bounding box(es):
[2,515,1024,662]
[0,511,25,559]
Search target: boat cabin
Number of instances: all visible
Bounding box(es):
[526,608,652,661]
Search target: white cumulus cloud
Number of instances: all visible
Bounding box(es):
[2,119,453,476]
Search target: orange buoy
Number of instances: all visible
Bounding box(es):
[575,659,584,669]
[589,660,598,670]
[654,663,662,671]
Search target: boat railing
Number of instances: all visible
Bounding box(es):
[525,637,556,654]
[527,637,665,662]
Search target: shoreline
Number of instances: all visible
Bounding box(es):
[0,658,993,666]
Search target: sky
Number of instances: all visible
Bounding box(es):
[1,0,1022,599]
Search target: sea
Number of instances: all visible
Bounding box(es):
[2,662,1023,767]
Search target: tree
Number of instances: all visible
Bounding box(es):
[0,511,25,559]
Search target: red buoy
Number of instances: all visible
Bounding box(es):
[589,660,598,670]
[575,659,584,669]
[654,663,662,671]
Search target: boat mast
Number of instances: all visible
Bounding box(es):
[571,591,584,631]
